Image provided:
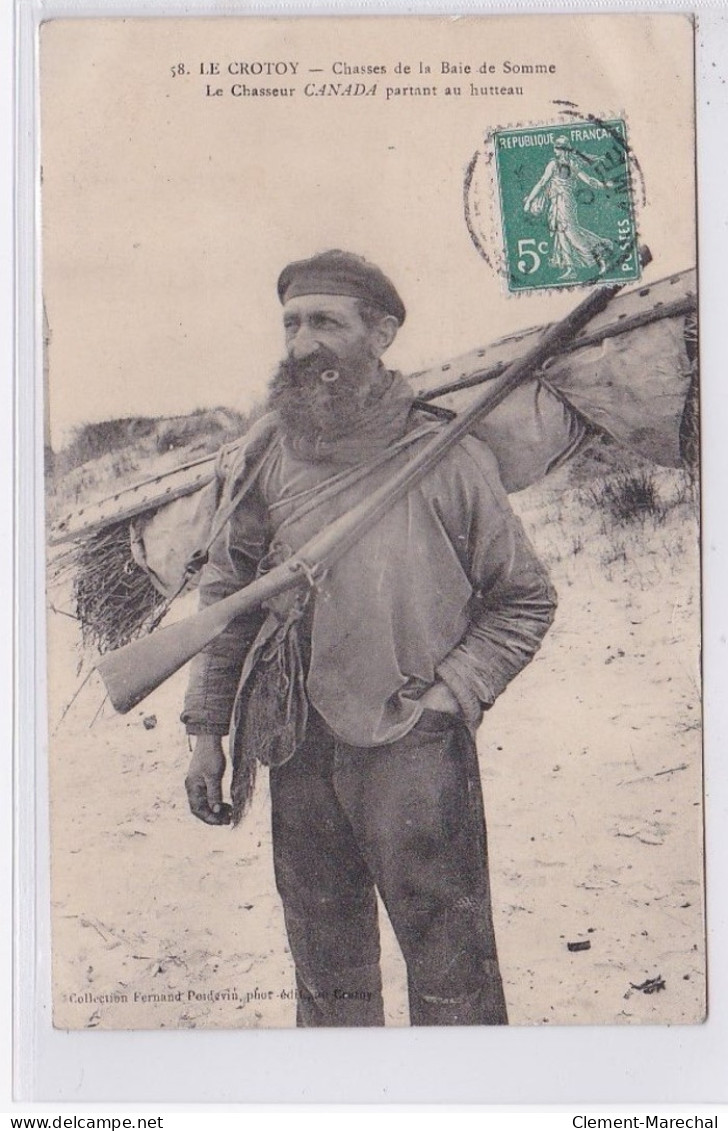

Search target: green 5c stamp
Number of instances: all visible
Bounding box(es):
[493,119,639,293]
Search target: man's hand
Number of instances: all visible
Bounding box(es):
[418,681,462,717]
[185,735,232,826]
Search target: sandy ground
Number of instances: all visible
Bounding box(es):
[46,463,705,1030]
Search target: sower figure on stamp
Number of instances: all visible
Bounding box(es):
[524,137,616,280]
[181,249,557,1027]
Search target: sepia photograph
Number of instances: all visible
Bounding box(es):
[41,12,703,1032]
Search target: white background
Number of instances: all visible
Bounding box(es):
[3,0,17,1114]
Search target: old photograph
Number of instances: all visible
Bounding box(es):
[41,13,703,1030]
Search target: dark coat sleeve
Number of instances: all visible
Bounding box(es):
[180,422,275,735]
[430,436,558,724]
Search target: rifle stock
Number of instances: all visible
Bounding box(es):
[97,562,307,713]
[96,254,651,714]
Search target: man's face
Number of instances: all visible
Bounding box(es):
[269,294,391,440]
[282,293,379,369]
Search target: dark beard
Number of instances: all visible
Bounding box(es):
[266,346,379,443]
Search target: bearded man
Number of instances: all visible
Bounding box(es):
[181,249,557,1027]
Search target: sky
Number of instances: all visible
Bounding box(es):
[40,14,696,448]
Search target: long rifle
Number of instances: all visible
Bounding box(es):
[97,257,650,714]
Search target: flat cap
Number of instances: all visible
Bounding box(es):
[277,249,406,324]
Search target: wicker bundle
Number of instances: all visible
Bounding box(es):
[50,520,169,653]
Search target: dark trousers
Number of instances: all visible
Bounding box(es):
[269,707,508,1027]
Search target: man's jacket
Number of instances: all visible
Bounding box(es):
[182,403,557,752]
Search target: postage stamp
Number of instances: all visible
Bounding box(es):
[492,118,640,293]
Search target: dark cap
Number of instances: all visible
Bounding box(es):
[277,249,406,324]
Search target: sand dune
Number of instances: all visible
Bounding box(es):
[47,460,704,1029]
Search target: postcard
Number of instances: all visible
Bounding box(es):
[41,12,702,1030]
